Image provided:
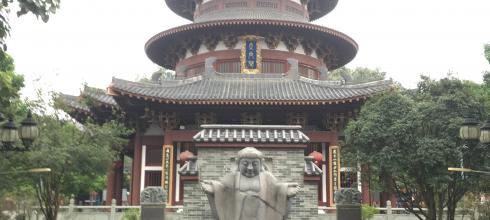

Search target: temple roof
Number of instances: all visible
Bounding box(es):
[165,0,338,22]
[145,19,358,70]
[58,86,119,114]
[193,124,310,143]
[81,85,119,108]
[58,94,91,113]
[194,7,308,23]
[108,73,393,105]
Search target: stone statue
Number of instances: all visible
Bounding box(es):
[140,187,167,204]
[201,147,300,220]
[334,188,362,205]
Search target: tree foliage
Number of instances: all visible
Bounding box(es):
[328,67,386,83]
[0,0,60,51]
[0,52,23,111]
[344,76,489,220]
[485,44,490,64]
[31,117,129,220]
[138,67,175,84]
[1,100,132,220]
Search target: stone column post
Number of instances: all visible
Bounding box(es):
[110,199,116,220]
[335,188,362,220]
[68,198,75,217]
[140,187,167,220]
[386,200,392,220]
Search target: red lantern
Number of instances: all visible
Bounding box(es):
[179,150,194,162]
[309,151,323,165]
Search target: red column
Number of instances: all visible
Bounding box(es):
[105,164,116,205]
[114,160,124,205]
[130,134,142,205]
[361,164,371,205]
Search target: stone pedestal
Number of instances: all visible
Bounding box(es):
[140,187,167,220]
[335,188,362,220]
[336,204,361,220]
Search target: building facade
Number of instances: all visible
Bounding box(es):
[60,0,393,208]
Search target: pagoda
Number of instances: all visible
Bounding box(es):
[60,0,393,210]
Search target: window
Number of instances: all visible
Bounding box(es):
[145,171,162,187]
[217,61,241,73]
[262,61,285,73]
[146,146,162,166]
[340,170,358,188]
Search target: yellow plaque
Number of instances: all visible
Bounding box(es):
[241,35,262,74]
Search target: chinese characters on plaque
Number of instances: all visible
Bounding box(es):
[330,146,340,204]
[241,36,262,74]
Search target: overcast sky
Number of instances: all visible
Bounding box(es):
[6,0,490,98]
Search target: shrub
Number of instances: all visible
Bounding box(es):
[123,208,140,220]
[361,204,379,220]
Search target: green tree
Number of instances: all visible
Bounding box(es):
[344,77,489,220]
[0,53,23,111]
[1,101,131,220]
[28,117,130,220]
[484,44,489,64]
[482,44,490,86]
[138,68,175,84]
[0,0,60,51]
[328,67,386,83]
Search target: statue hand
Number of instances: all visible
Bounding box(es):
[287,183,300,198]
[201,180,214,194]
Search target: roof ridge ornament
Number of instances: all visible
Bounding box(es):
[317,66,329,81]
[203,56,217,78]
[286,58,300,80]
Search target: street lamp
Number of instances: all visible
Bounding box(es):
[448,167,490,175]
[479,120,490,144]
[0,111,39,152]
[459,117,480,141]
[458,117,490,170]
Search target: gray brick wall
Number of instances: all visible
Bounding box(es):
[182,147,318,219]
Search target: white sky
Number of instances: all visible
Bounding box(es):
[6,0,490,98]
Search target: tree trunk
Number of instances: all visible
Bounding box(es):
[426,188,437,220]
[35,174,60,220]
[436,192,444,220]
[446,195,458,220]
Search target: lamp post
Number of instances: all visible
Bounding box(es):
[0,111,39,152]
[458,117,490,169]
[448,167,490,175]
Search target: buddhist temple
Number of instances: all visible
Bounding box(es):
[59,0,393,209]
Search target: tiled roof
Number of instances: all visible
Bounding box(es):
[108,74,393,105]
[193,124,310,143]
[164,0,337,22]
[58,94,90,113]
[145,19,357,70]
[194,8,308,23]
[308,0,338,21]
[82,86,119,108]
[58,86,119,113]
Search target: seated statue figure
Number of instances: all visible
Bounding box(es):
[201,147,300,220]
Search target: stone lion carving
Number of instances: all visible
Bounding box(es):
[140,187,167,204]
[334,188,362,205]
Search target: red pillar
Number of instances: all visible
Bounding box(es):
[130,134,142,205]
[114,160,124,205]
[361,164,371,205]
[105,164,116,205]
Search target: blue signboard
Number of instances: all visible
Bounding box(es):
[246,40,257,69]
[241,36,262,74]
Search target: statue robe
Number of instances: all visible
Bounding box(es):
[207,171,289,220]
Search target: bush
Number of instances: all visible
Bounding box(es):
[123,208,140,220]
[361,204,379,220]
[478,201,490,219]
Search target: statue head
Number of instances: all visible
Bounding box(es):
[237,147,264,178]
